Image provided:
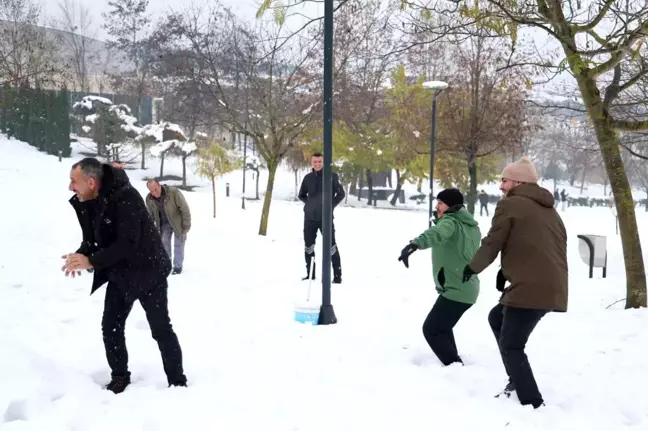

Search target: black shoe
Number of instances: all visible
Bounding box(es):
[303,262,316,280]
[172,268,182,275]
[169,381,188,388]
[105,376,131,394]
[521,399,545,409]
[495,380,515,398]
[333,275,342,284]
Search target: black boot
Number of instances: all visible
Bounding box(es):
[495,379,515,398]
[105,376,131,394]
[333,267,342,284]
[302,258,316,280]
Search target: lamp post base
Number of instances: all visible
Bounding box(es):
[318,304,337,325]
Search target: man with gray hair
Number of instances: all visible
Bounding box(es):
[145,179,191,275]
[62,157,187,394]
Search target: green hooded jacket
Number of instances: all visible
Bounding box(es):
[412,206,481,305]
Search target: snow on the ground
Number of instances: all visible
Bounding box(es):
[1,136,648,430]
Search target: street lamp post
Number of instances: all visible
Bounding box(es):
[422,80,448,228]
[242,81,250,210]
[319,0,337,325]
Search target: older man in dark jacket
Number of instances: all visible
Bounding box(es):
[62,157,187,394]
[463,156,568,409]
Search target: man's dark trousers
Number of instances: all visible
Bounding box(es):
[480,203,489,216]
[304,219,341,276]
[488,303,547,406]
[102,281,186,385]
[422,295,472,365]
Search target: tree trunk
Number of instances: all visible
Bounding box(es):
[159,152,165,178]
[349,171,358,196]
[258,162,278,236]
[358,172,364,201]
[390,169,403,206]
[294,168,299,200]
[182,155,187,188]
[467,154,478,214]
[603,175,609,196]
[211,177,216,218]
[579,165,588,194]
[576,75,646,308]
[141,142,146,169]
[366,169,373,205]
[255,168,260,200]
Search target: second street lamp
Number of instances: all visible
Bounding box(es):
[422,80,448,228]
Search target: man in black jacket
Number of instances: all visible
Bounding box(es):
[298,152,345,283]
[62,158,187,394]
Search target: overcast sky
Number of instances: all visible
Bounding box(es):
[40,0,573,94]
[43,0,263,41]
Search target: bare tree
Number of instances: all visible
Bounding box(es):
[168,5,320,235]
[0,0,63,87]
[437,31,527,213]
[285,145,310,200]
[102,0,161,168]
[54,0,96,92]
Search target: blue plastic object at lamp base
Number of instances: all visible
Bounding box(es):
[294,305,320,325]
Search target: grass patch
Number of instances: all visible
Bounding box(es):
[142,174,183,182]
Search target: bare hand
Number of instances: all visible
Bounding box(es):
[61,253,91,277]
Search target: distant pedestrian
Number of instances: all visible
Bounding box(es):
[62,158,187,394]
[560,189,568,212]
[146,179,192,275]
[462,157,567,409]
[298,152,345,283]
[553,189,560,208]
[478,190,490,216]
[398,188,481,366]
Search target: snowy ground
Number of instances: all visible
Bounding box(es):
[1,137,648,430]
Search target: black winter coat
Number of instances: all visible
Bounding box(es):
[70,164,171,295]
[298,169,345,222]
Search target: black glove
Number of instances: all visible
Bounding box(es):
[462,265,476,283]
[398,243,419,268]
[431,210,439,223]
[496,269,506,292]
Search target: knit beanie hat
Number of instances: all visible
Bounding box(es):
[501,156,538,184]
[436,188,464,207]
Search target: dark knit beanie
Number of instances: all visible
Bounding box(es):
[436,188,464,207]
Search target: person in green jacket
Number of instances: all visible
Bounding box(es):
[398,188,481,366]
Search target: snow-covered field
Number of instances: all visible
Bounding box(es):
[1,137,647,430]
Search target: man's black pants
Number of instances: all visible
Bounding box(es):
[422,295,472,366]
[303,219,341,276]
[488,303,547,406]
[480,203,489,216]
[102,281,186,385]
